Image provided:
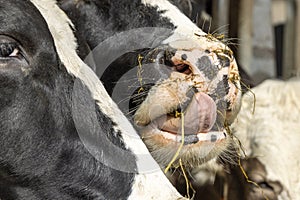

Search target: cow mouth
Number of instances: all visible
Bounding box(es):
[135,89,229,167]
[137,92,227,146]
[162,92,224,142]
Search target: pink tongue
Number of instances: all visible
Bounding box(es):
[156,93,217,135]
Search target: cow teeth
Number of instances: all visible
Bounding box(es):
[179,135,198,144]
[160,130,226,143]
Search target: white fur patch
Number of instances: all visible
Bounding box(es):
[30,0,183,198]
[129,172,185,200]
[141,0,203,36]
[30,0,151,171]
[142,0,215,50]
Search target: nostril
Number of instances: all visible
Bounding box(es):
[175,64,192,75]
[153,49,192,75]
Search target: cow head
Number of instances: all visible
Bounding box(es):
[0,1,188,199]
[59,0,242,170]
[230,79,300,200]
[124,35,241,168]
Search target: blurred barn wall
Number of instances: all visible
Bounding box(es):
[172,0,299,84]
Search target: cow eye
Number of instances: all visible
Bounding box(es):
[0,35,25,61]
[258,181,274,190]
[0,42,19,58]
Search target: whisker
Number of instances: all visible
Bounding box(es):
[201,17,207,31]
[211,24,229,35]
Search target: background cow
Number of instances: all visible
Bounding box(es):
[229,78,300,200]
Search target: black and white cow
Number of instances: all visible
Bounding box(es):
[59,0,242,195]
[0,0,188,199]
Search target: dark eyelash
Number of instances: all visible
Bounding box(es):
[0,42,18,57]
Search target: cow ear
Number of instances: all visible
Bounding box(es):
[242,158,284,198]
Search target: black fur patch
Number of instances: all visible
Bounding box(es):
[0,1,135,199]
[196,56,218,80]
[59,0,175,56]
